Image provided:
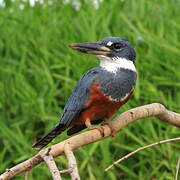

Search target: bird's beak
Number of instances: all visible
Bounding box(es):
[69,42,111,55]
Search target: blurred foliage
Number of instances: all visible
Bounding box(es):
[0,0,180,179]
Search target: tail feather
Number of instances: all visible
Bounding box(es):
[33,124,66,149]
[67,125,86,136]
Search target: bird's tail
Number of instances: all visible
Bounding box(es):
[32,124,66,149]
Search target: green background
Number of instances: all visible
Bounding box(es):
[0,0,180,179]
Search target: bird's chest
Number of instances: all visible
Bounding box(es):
[97,69,137,101]
[74,69,136,124]
[82,81,133,121]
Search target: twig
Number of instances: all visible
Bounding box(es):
[105,137,180,172]
[175,156,180,180]
[64,143,80,180]
[59,168,73,174]
[39,148,62,180]
[24,171,29,180]
[0,103,179,180]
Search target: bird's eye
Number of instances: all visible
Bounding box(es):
[112,43,122,51]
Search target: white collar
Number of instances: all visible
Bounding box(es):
[97,55,136,73]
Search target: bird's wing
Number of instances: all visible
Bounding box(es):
[59,67,101,126]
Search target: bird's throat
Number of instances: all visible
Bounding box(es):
[97,55,136,73]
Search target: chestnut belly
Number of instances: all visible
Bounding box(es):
[72,81,133,125]
[72,95,131,125]
[80,100,122,123]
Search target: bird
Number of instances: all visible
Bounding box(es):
[33,37,137,149]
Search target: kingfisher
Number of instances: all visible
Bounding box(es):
[33,37,137,149]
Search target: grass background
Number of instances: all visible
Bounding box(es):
[0,0,180,179]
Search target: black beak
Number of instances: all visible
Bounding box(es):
[69,42,111,55]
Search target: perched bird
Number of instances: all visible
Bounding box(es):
[33,37,137,149]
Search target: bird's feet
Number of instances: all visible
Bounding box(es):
[85,120,105,137]
[104,119,116,137]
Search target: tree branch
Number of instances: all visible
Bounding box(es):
[0,103,179,180]
[64,143,80,180]
[24,171,29,180]
[39,148,62,180]
[59,168,73,174]
[105,137,180,172]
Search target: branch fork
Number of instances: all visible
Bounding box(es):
[39,148,62,180]
[64,143,80,180]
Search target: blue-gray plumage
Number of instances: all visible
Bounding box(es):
[33,37,137,149]
[61,68,100,126]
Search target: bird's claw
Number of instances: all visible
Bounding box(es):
[104,120,116,137]
[85,119,105,137]
[89,125,105,137]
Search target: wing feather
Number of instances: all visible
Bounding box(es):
[59,67,101,126]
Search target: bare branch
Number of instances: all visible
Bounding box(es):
[105,137,180,172]
[39,148,62,180]
[24,171,29,180]
[64,143,80,180]
[59,168,73,174]
[0,103,179,180]
[175,156,180,180]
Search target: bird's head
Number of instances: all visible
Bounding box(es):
[69,37,136,72]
